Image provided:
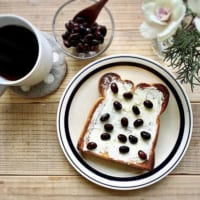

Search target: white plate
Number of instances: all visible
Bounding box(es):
[57,54,193,190]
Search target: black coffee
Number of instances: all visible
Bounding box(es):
[0,25,39,80]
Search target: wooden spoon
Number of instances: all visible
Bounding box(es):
[73,0,108,25]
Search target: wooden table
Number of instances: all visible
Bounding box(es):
[0,0,199,199]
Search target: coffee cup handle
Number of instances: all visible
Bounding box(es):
[0,85,7,96]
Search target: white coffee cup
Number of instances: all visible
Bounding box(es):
[0,14,53,95]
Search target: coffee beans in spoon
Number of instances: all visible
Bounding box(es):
[62,17,107,55]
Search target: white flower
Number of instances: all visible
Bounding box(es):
[140,0,186,41]
[188,0,200,32]
[193,17,200,32]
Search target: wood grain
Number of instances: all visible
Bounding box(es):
[0,175,199,200]
[0,103,199,175]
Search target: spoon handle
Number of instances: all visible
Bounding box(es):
[73,0,108,25]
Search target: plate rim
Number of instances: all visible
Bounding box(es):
[57,54,193,190]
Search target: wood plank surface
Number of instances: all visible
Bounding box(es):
[0,103,199,175]
[0,0,200,199]
[0,175,200,200]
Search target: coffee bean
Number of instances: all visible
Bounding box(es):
[100,113,110,122]
[87,142,97,150]
[96,35,104,44]
[113,101,122,110]
[104,123,113,132]
[101,133,111,140]
[62,18,107,54]
[91,22,98,32]
[95,30,102,37]
[133,119,144,127]
[138,150,147,160]
[123,92,133,99]
[65,20,75,30]
[110,82,118,93]
[73,23,80,32]
[119,146,129,153]
[121,117,128,127]
[76,42,89,53]
[96,25,107,36]
[144,100,153,109]
[90,45,98,51]
[79,24,87,35]
[91,38,102,45]
[129,135,138,144]
[62,31,70,40]
[68,33,80,47]
[118,134,127,143]
[63,39,71,48]
[132,105,140,115]
[141,131,151,140]
[86,27,92,34]
[84,33,93,44]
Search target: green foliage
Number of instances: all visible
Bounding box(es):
[164,8,200,91]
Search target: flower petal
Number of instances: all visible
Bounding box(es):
[143,1,171,25]
[171,4,186,21]
[158,21,180,41]
[194,17,200,32]
[140,22,164,39]
[140,0,186,41]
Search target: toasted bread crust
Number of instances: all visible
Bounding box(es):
[77,97,104,151]
[99,72,121,96]
[77,73,169,171]
[99,72,135,96]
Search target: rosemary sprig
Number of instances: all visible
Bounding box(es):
[163,9,200,91]
[164,27,200,91]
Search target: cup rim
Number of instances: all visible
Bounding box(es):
[52,0,115,60]
[0,14,42,85]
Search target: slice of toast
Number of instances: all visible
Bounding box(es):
[77,72,169,171]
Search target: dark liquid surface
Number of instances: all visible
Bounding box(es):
[0,25,39,80]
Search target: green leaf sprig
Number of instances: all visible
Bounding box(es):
[163,8,200,91]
